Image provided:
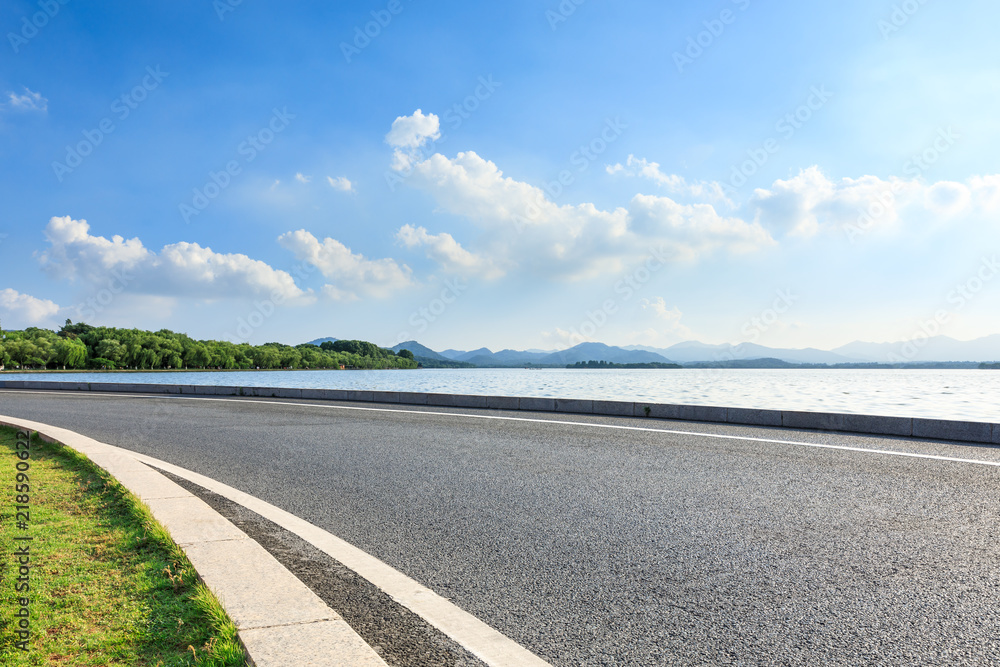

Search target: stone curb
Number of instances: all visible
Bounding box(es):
[0,415,389,667]
[3,380,998,445]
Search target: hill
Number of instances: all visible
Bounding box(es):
[389,340,449,361]
[540,342,672,365]
[305,337,338,347]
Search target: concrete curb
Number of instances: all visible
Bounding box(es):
[0,415,389,667]
[3,380,998,445]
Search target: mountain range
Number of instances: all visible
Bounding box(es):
[384,336,1000,367]
[305,335,1000,366]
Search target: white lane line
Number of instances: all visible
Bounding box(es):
[0,411,551,667]
[3,389,1000,469]
[0,415,392,667]
[130,453,552,667]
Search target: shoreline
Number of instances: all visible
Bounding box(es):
[0,367,412,374]
[1,365,993,374]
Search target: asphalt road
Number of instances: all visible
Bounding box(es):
[3,389,1000,666]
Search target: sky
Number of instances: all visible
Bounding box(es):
[2,0,999,353]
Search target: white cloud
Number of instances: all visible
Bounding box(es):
[969,175,1000,212]
[540,327,581,347]
[629,194,772,258]
[277,229,413,301]
[639,297,696,341]
[396,224,504,279]
[642,297,682,321]
[397,150,772,280]
[155,241,311,301]
[749,166,1000,238]
[321,284,360,303]
[37,216,313,303]
[924,181,971,216]
[327,176,354,193]
[39,215,150,282]
[295,173,311,184]
[607,155,731,204]
[386,109,440,149]
[386,109,441,171]
[749,167,911,237]
[0,288,61,325]
[6,88,47,113]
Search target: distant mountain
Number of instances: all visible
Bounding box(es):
[540,343,672,365]
[389,340,449,361]
[683,357,808,369]
[391,342,673,367]
[305,337,338,346]
[452,349,554,367]
[622,345,669,354]
[627,336,1000,364]
[460,354,500,366]
[454,347,493,362]
[492,349,553,364]
[832,334,1000,363]
[319,334,1000,369]
[637,341,860,365]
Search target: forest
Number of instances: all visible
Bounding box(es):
[0,321,417,371]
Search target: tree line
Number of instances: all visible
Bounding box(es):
[0,321,417,371]
[566,360,682,369]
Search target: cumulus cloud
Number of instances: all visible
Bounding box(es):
[749,166,1000,238]
[924,181,971,216]
[629,194,772,258]
[327,176,354,192]
[386,109,441,171]
[295,173,311,184]
[386,109,440,149]
[540,327,582,348]
[37,216,313,303]
[384,110,1000,286]
[640,297,696,341]
[396,224,504,279]
[749,167,912,237]
[39,216,150,282]
[277,229,412,301]
[396,149,772,279]
[607,155,731,204]
[5,87,47,113]
[0,288,61,325]
[969,175,1000,212]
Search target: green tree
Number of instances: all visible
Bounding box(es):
[331,340,382,358]
[183,343,211,368]
[6,339,40,368]
[55,337,88,368]
[96,339,125,363]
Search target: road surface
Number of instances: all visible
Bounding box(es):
[2,389,999,666]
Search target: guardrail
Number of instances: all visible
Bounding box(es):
[2,380,997,445]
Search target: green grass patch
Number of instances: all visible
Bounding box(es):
[0,426,247,666]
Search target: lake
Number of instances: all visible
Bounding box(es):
[2,368,998,423]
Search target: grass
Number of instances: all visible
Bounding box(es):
[0,426,247,666]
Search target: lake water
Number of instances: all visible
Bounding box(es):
[2,368,998,423]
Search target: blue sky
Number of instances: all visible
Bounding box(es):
[2,0,999,352]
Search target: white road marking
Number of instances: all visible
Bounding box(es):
[130,452,552,667]
[3,388,1000,468]
[0,411,551,667]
